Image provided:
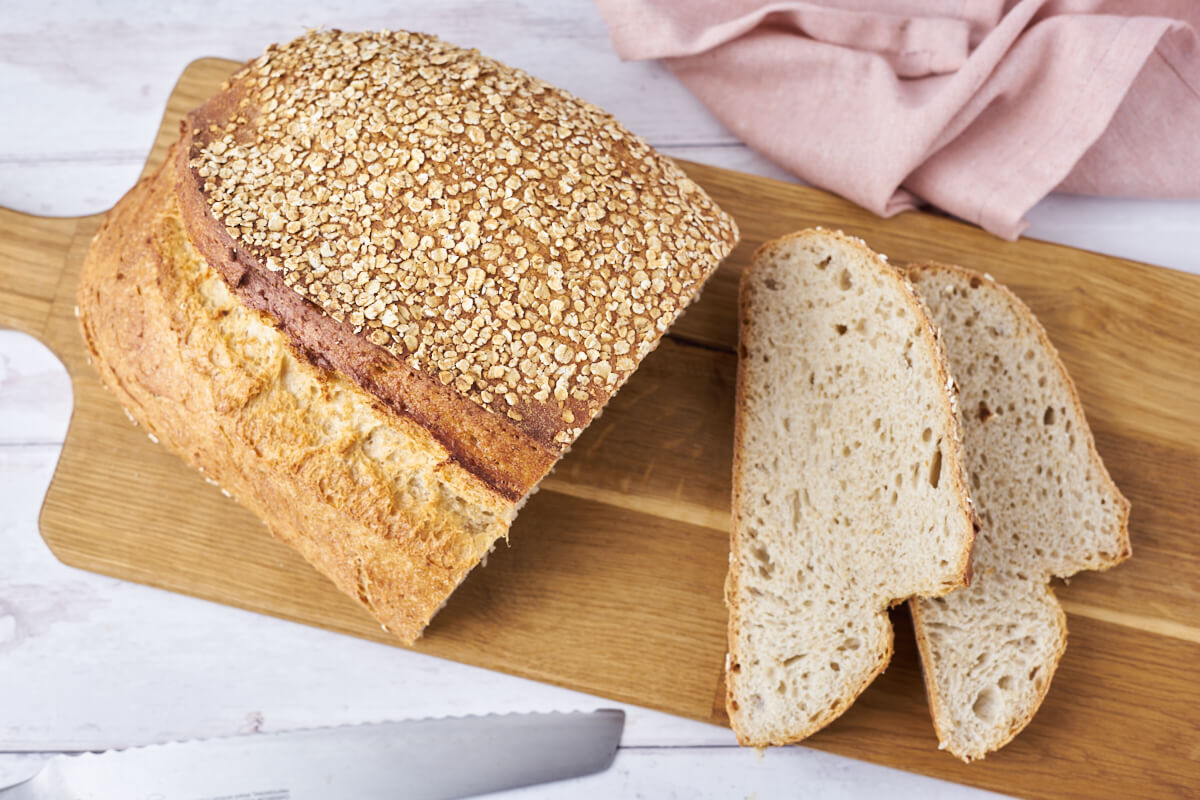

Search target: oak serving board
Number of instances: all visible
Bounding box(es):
[2,59,1198,799]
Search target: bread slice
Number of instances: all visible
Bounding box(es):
[726,230,977,746]
[905,262,1131,762]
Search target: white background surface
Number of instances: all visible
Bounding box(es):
[1,1,1197,797]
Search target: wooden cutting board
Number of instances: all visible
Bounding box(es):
[2,58,1198,799]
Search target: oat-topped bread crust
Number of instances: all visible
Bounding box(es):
[182,29,737,494]
[79,29,737,643]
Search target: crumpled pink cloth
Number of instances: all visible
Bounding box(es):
[593,0,1200,238]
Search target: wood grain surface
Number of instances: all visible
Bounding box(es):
[1,59,1197,799]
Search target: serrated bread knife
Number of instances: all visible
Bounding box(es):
[0,709,624,799]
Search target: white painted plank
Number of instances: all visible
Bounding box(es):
[1023,195,1200,275]
[0,161,145,219]
[496,747,1009,799]
[0,332,72,445]
[0,747,1009,799]
[0,0,735,215]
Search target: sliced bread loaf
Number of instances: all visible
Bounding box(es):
[905,262,1131,762]
[727,230,977,747]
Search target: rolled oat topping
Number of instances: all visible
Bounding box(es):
[191,30,737,438]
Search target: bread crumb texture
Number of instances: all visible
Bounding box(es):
[190,29,737,444]
[907,264,1129,761]
[727,231,975,746]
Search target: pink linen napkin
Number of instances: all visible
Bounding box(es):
[593,0,1200,239]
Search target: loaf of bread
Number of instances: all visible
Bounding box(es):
[905,263,1130,761]
[726,230,976,746]
[78,29,738,644]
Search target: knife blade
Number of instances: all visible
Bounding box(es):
[0,709,624,800]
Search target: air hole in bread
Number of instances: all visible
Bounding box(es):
[841,637,861,651]
[835,323,848,335]
[764,277,781,290]
[922,427,932,442]
[839,269,852,290]
[970,471,981,490]
[977,402,993,422]
[816,256,831,271]
[972,688,997,721]
[997,675,1013,690]
[929,446,943,488]
[783,653,806,667]
[750,544,775,579]
[1043,406,1056,425]
[969,276,982,289]
[830,662,841,672]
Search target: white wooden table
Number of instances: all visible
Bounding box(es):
[2,2,1197,796]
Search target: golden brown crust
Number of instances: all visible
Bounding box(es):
[79,154,514,644]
